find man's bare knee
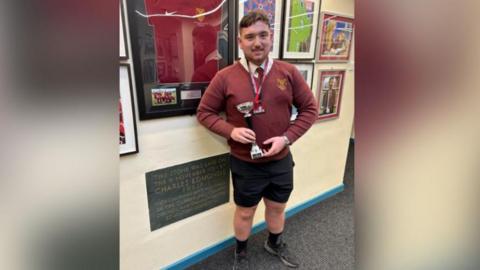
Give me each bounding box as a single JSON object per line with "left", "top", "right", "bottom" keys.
{"left": 264, "top": 199, "right": 286, "bottom": 215}
{"left": 236, "top": 206, "right": 257, "bottom": 220}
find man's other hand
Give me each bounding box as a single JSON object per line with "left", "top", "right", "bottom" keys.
{"left": 261, "top": 136, "right": 287, "bottom": 157}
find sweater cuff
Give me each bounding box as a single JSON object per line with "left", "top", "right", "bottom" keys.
{"left": 283, "top": 132, "right": 295, "bottom": 145}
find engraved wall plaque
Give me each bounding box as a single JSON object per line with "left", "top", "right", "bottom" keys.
{"left": 146, "top": 154, "right": 230, "bottom": 231}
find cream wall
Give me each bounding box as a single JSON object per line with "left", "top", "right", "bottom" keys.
{"left": 120, "top": 0, "right": 354, "bottom": 269}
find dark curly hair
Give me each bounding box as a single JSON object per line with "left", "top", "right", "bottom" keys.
{"left": 239, "top": 9, "right": 270, "bottom": 34}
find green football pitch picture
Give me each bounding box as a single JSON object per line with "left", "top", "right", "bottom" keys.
{"left": 287, "top": 0, "right": 314, "bottom": 52}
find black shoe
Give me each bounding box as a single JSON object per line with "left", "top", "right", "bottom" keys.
{"left": 264, "top": 240, "right": 299, "bottom": 268}
{"left": 233, "top": 251, "right": 249, "bottom": 270}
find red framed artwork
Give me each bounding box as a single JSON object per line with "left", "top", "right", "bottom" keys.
{"left": 316, "top": 70, "right": 345, "bottom": 121}
{"left": 318, "top": 13, "right": 354, "bottom": 62}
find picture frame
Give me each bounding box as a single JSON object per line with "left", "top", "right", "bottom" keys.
{"left": 119, "top": 64, "right": 139, "bottom": 155}
{"left": 126, "top": 0, "right": 235, "bottom": 119}
{"left": 236, "top": 0, "right": 284, "bottom": 59}
{"left": 290, "top": 62, "right": 314, "bottom": 121}
{"left": 293, "top": 63, "right": 314, "bottom": 87}
{"left": 282, "top": 0, "right": 320, "bottom": 59}
{"left": 120, "top": 2, "right": 129, "bottom": 60}
{"left": 317, "top": 12, "right": 354, "bottom": 62}
{"left": 316, "top": 69, "right": 345, "bottom": 121}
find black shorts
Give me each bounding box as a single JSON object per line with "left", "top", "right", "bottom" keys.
{"left": 230, "top": 153, "right": 295, "bottom": 207}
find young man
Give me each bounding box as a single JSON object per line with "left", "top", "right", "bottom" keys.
{"left": 197, "top": 10, "right": 318, "bottom": 269}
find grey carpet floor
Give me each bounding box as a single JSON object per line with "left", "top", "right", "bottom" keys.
{"left": 187, "top": 142, "right": 354, "bottom": 270}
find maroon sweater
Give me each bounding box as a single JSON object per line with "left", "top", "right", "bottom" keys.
{"left": 197, "top": 60, "right": 318, "bottom": 162}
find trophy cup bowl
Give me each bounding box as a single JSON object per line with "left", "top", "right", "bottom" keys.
{"left": 236, "top": 101, "right": 253, "bottom": 116}
{"left": 236, "top": 101, "right": 263, "bottom": 160}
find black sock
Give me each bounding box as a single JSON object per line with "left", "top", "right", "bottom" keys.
{"left": 268, "top": 231, "right": 282, "bottom": 247}
{"left": 235, "top": 238, "right": 248, "bottom": 254}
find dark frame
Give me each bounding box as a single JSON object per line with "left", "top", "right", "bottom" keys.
{"left": 126, "top": 0, "right": 235, "bottom": 120}
{"left": 290, "top": 62, "right": 314, "bottom": 122}
{"left": 281, "top": 0, "right": 321, "bottom": 60}
{"left": 236, "top": 0, "right": 284, "bottom": 60}
{"left": 292, "top": 62, "right": 314, "bottom": 88}
{"left": 119, "top": 63, "right": 139, "bottom": 155}
{"left": 120, "top": 2, "right": 129, "bottom": 60}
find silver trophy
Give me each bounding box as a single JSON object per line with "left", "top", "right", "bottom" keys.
{"left": 236, "top": 101, "right": 263, "bottom": 160}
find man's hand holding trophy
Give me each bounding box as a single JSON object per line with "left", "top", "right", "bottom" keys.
{"left": 235, "top": 101, "right": 264, "bottom": 160}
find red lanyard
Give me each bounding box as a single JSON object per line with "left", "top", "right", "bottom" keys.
{"left": 248, "top": 59, "right": 268, "bottom": 105}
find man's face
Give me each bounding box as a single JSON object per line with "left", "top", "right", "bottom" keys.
{"left": 238, "top": 21, "right": 272, "bottom": 65}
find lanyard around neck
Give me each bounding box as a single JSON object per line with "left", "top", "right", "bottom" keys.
{"left": 247, "top": 58, "right": 268, "bottom": 104}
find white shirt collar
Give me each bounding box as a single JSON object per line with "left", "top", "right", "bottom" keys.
{"left": 248, "top": 60, "right": 266, "bottom": 72}
{"left": 239, "top": 56, "right": 273, "bottom": 77}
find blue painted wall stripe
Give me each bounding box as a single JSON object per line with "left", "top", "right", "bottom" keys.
{"left": 163, "top": 183, "right": 344, "bottom": 270}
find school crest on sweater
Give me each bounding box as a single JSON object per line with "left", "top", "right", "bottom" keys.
{"left": 277, "top": 78, "right": 287, "bottom": 91}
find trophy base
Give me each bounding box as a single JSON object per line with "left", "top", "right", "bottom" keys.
{"left": 251, "top": 152, "right": 263, "bottom": 160}
{"left": 250, "top": 144, "right": 263, "bottom": 160}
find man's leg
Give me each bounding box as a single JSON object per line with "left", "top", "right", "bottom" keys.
{"left": 229, "top": 154, "right": 267, "bottom": 269}
{"left": 234, "top": 205, "right": 257, "bottom": 241}
{"left": 263, "top": 198, "right": 299, "bottom": 268}
{"left": 264, "top": 198, "right": 286, "bottom": 234}
{"left": 264, "top": 198, "right": 287, "bottom": 250}
{"left": 232, "top": 205, "right": 257, "bottom": 270}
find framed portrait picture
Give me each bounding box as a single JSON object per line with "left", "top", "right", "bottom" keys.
{"left": 290, "top": 63, "right": 314, "bottom": 121}
{"left": 282, "top": 0, "right": 320, "bottom": 59}
{"left": 318, "top": 13, "right": 354, "bottom": 61}
{"left": 316, "top": 69, "right": 345, "bottom": 121}
{"left": 126, "top": 0, "right": 235, "bottom": 119}
{"left": 119, "top": 64, "right": 139, "bottom": 155}
{"left": 120, "top": 2, "right": 129, "bottom": 60}
{"left": 237, "top": 0, "right": 284, "bottom": 59}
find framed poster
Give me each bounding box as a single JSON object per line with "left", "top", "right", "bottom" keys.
{"left": 236, "top": 0, "right": 283, "bottom": 59}
{"left": 120, "top": 2, "right": 129, "bottom": 60}
{"left": 318, "top": 13, "right": 354, "bottom": 61}
{"left": 119, "top": 64, "right": 139, "bottom": 155}
{"left": 126, "top": 0, "right": 235, "bottom": 119}
{"left": 282, "top": 0, "right": 320, "bottom": 59}
{"left": 317, "top": 69, "right": 345, "bottom": 121}
{"left": 290, "top": 63, "right": 313, "bottom": 121}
